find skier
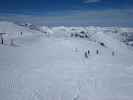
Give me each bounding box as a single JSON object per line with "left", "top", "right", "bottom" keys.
{"left": 1, "top": 37, "right": 3, "bottom": 45}
{"left": 96, "top": 49, "right": 99, "bottom": 55}
{"left": 0, "top": 35, "right": 4, "bottom": 45}
{"left": 112, "top": 51, "right": 115, "bottom": 56}
{"left": 88, "top": 50, "right": 90, "bottom": 55}
{"left": 84, "top": 52, "right": 88, "bottom": 58}
{"left": 20, "top": 32, "right": 23, "bottom": 36}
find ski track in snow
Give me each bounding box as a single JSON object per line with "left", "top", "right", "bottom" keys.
{"left": 0, "top": 21, "right": 133, "bottom": 100}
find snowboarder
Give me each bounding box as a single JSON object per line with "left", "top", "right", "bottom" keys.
{"left": 84, "top": 52, "right": 88, "bottom": 58}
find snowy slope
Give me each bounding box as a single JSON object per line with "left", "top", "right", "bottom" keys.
{"left": 39, "top": 25, "right": 133, "bottom": 47}
{"left": 0, "top": 21, "right": 43, "bottom": 38}
{"left": 0, "top": 21, "right": 133, "bottom": 100}
{"left": 0, "top": 21, "right": 43, "bottom": 46}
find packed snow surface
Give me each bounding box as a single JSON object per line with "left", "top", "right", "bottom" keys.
{"left": 0, "top": 21, "right": 133, "bottom": 100}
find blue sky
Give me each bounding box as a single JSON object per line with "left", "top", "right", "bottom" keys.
{"left": 0, "top": 0, "right": 133, "bottom": 26}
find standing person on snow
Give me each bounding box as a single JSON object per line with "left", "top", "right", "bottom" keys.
{"left": 88, "top": 50, "right": 90, "bottom": 55}
{"left": 96, "top": 49, "right": 99, "bottom": 55}
{"left": 84, "top": 52, "right": 88, "bottom": 58}
{"left": 112, "top": 51, "right": 115, "bottom": 56}
{"left": 84, "top": 49, "right": 90, "bottom": 59}
{"left": 20, "top": 32, "right": 23, "bottom": 36}
{"left": 1, "top": 36, "right": 4, "bottom": 45}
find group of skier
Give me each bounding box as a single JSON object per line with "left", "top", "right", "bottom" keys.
{"left": 84, "top": 49, "right": 115, "bottom": 58}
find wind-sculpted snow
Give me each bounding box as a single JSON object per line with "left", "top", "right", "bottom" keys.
{"left": 0, "top": 21, "right": 133, "bottom": 100}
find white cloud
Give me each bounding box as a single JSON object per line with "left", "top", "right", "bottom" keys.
{"left": 83, "top": 0, "right": 101, "bottom": 3}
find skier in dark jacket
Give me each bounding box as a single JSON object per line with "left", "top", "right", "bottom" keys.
{"left": 96, "top": 49, "right": 99, "bottom": 55}
{"left": 112, "top": 51, "right": 115, "bottom": 56}
{"left": 84, "top": 52, "right": 88, "bottom": 58}
{"left": 20, "top": 32, "right": 23, "bottom": 36}
{"left": 88, "top": 50, "right": 90, "bottom": 55}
